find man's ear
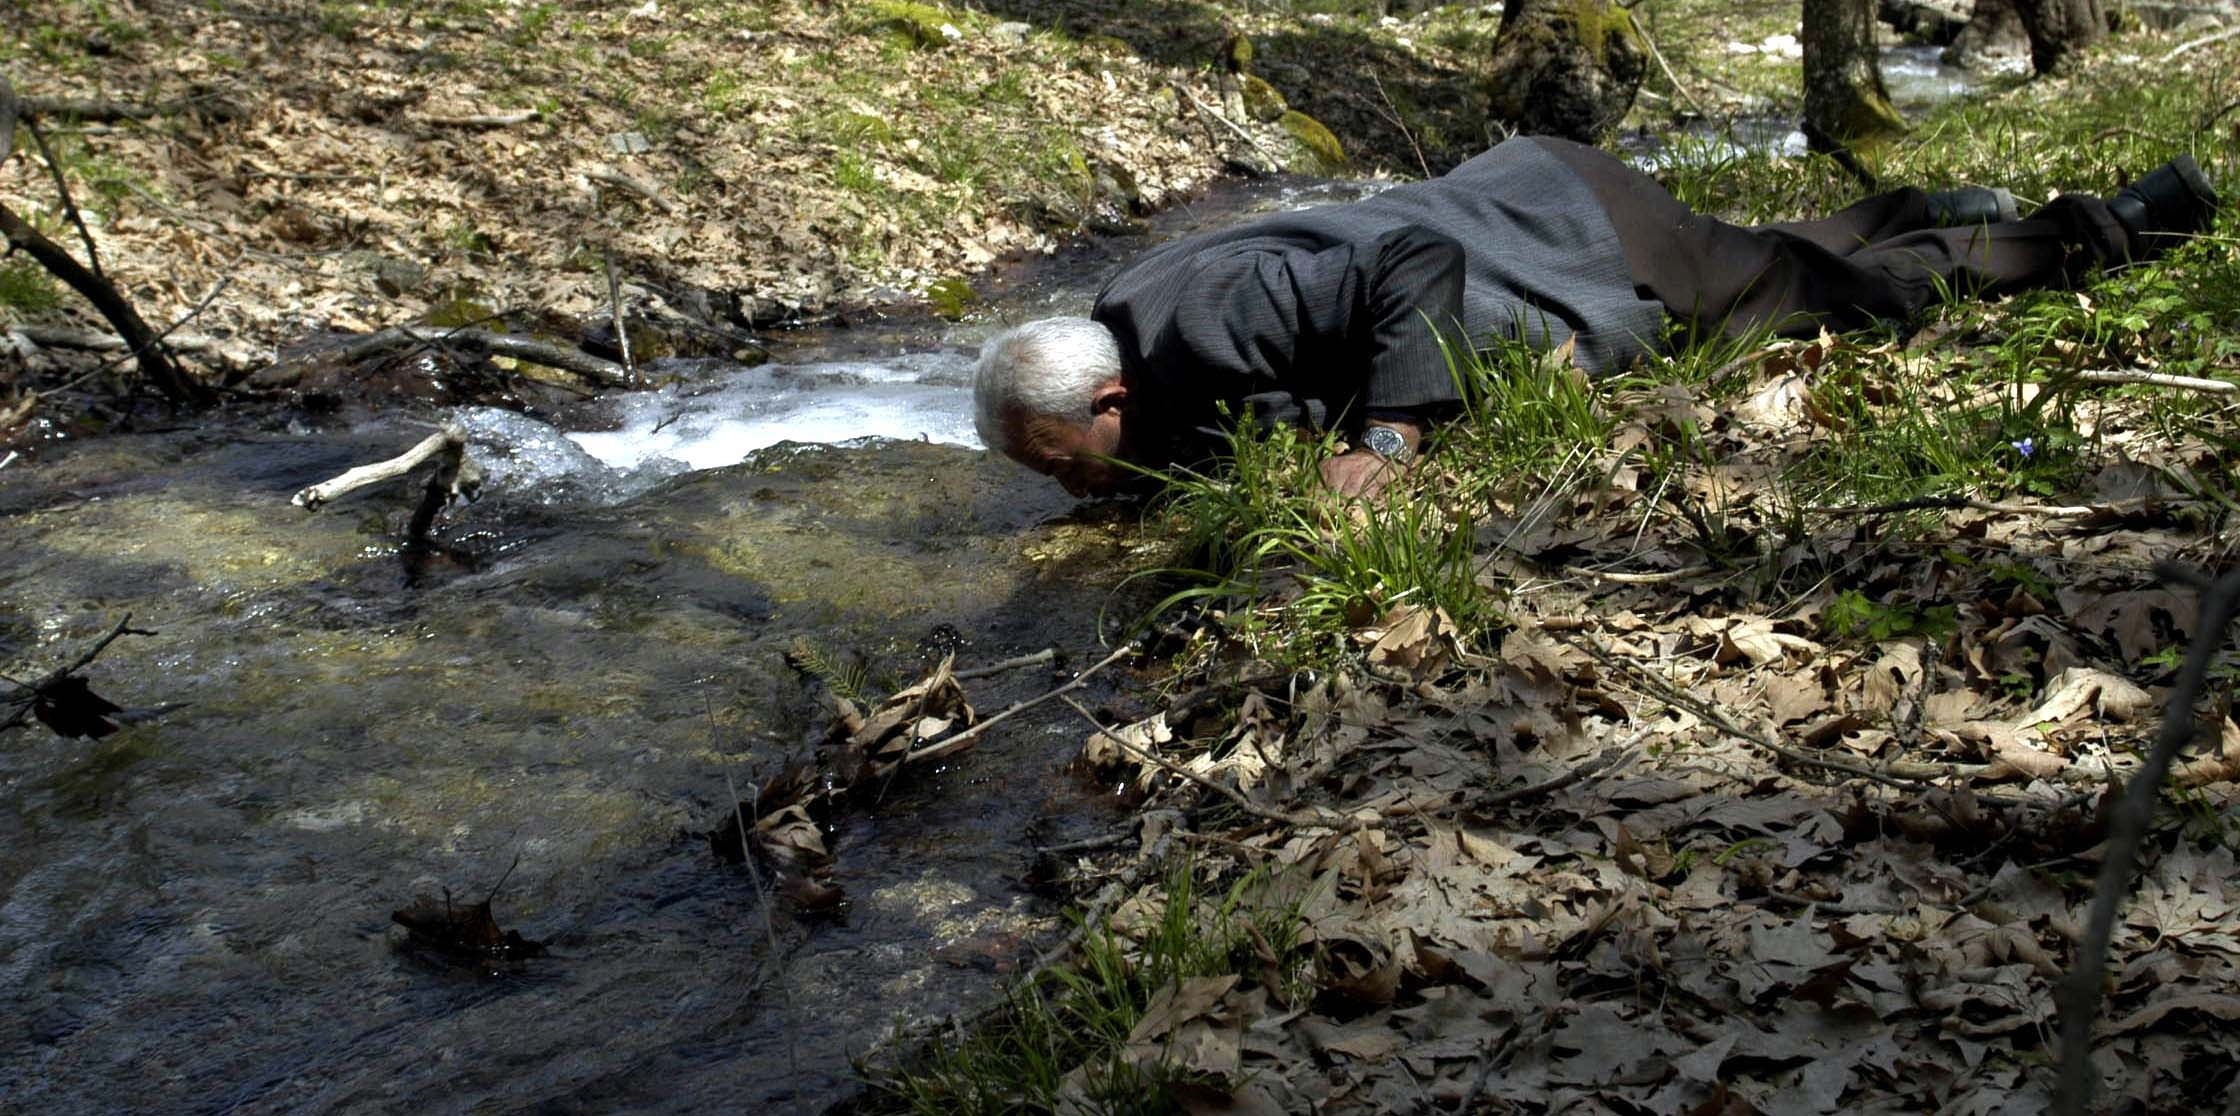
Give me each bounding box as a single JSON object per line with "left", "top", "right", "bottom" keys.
{"left": 1089, "top": 377, "right": 1128, "bottom": 416}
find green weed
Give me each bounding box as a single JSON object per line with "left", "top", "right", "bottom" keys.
{"left": 876, "top": 862, "right": 1310, "bottom": 1115}
{"left": 0, "top": 257, "right": 64, "bottom": 317}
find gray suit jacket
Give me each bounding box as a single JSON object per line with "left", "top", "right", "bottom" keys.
{"left": 1092, "top": 136, "right": 1661, "bottom": 462}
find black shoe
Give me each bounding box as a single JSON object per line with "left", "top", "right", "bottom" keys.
{"left": 1926, "top": 185, "right": 2019, "bottom": 227}
{"left": 2109, "top": 154, "right": 2220, "bottom": 257}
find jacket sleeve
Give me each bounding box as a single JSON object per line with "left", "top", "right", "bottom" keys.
{"left": 1354, "top": 224, "right": 1468, "bottom": 412}
{"left": 1156, "top": 224, "right": 1469, "bottom": 421}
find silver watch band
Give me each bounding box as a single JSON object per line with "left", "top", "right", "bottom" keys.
{"left": 1361, "top": 424, "right": 1413, "bottom": 463}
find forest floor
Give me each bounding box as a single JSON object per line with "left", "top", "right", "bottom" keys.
{"left": 4, "top": 0, "right": 1846, "bottom": 397}
{"left": 851, "top": 22, "right": 2240, "bottom": 1116}
{"left": 7, "top": 3, "right": 2240, "bottom": 1115}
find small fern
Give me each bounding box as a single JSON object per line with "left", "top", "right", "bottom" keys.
{"left": 783, "top": 638, "right": 872, "bottom": 704}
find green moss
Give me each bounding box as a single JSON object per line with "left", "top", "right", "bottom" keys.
{"left": 1838, "top": 89, "right": 1910, "bottom": 148}
{"left": 862, "top": 0, "right": 968, "bottom": 49}
{"left": 1225, "top": 32, "right": 1254, "bottom": 70}
{"left": 1279, "top": 110, "right": 1346, "bottom": 172}
{"left": 924, "top": 276, "right": 978, "bottom": 319}
{"left": 1241, "top": 73, "right": 1287, "bottom": 122}
{"left": 426, "top": 296, "right": 499, "bottom": 328}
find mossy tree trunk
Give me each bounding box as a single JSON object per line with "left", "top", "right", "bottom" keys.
{"left": 2013, "top": 0, "right": 2106, "bottom": 73}
{"left": 1801, "top": 0, "right": 1908, "bottom": 152}
{"left": 1484, "top": 0, "right": 1645, "bottom": 144}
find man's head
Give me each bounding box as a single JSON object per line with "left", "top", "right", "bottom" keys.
{"left": 973, "top": 317, "right": 1133, "bottom": 496}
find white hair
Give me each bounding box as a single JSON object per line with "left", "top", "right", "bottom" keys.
{"left": 972, "top": 317, "right": 1122, "bottom": 457}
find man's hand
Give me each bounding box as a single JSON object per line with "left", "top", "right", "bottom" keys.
{"left": 1320, "top": 416, "right": 1425, "bottom": 499}
{"left": 1321, "top": 447, "right": 1404, "bottom": 499}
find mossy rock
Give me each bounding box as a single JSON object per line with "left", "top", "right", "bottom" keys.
{"left": 1079, "top": 33, "right": 1133, "bottom": 58}
{"left": 1242, "top": 74, "right": 1288, "bottom": 123}
{"left": 865, "top": 0, "right": 964, "bottom": 49}
{"left": 1224, "top": 32, "right": 1254, "bottom": 71}
{"left": 1280, "top": 110, "right": 1347, "bottom": 173}
{"left": 425, "top": 296, "right": 499, "bottom": 329}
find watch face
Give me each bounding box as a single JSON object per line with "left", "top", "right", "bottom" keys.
{"left": 1364, "top": 426, "right": 1410, "bottom": 460}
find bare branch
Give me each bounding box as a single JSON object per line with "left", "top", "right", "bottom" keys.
{"left": 420, "top": 110, "right": 540, "bottom": 128}
{"left": 24, "top": 116, "right": 105, "bottom": 280}
{"left": 293, "top": 425, "right": 477, "bottom": 510}
{"left": 333, "top": 326, "right": 630, "bottom": 388}
{"left": 0, "top": 198, "right": 209, "bottom": 404}
{"left": 2074, "top": 368, "right": 2238, "bottom": 393}
{"left": 2054, "top": 563, "right": 2240, "bottom": 1116}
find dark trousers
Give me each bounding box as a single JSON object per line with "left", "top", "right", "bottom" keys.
{"left": 1536, "top": 138, "right": 2137, "bottom": 339}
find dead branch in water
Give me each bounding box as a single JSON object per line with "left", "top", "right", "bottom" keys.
{"left": 1, "top": 615, "right": 161, "bottom": 737}
{"left": 333, "top": 326, "right": 630, "bottom": 389}
{"left": 292, "top": 424, "right": 481, "bottom": 512}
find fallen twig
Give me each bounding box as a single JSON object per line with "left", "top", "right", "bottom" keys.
{"left": 1632, "top": 12, "right": 1711, "bottom": 119}
{"left": 1170, "top": 79, "right": 1283, "bottom": 171}
{"left": 1063, "top": 696, "right": 1324, "bottom": 829}
{"left": 2074, "top": 368, "right": 2238, "bottom": 393}
{"left": 17, "top": 93, "right": 242, "bottom": 124}
{"left": 1470, "top": 739, "right": 1641, "bottom": 809}
{"left": 421, "top": 110, "right": 540, "bottom": 127}
{"left": 2054, "top": 562, "right": 2240, "bottom": 1116}
{"left": 333, "top": 326, "right": 629, "bottom": 388}
{"left": 954, "top": 648, "right": 1057, "bottom": 681}
{"left": 1, "top": 615, "right": 155, "bottom": 734}
{"left": 1558, "top": 632, "right": 1987, "bottom": 789}
{"left": 1366, "top": 71, "right": 1431, "bottom": 179}
{"left": 2163, "top": 23, "right": 2240, "bottom": 60}
{"left": 584, "top": 166, "right": 675, "bottom": 214}
{"left": 292, "top": 424, "right": 479, "bottom": 511}
{"left": 1807, "top": 494, "right": 2142, "bottom": 518}
{"left": 1562, "top": 563, "right": 1716, "bottom": 584}
{"left": 603, "top": 248, "right": 637, "bottom": 387}
{"left": 897, "top": 645, "right": 1134, "bottom": 765}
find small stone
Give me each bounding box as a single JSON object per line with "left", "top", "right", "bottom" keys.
{"left": 989, "top": 20, "right": 1031, "bottom": 44}
{"left": 369, "top": 257, "right": 427, "bottom": 298}
{"left": 605, "top": 131, "right": 653, "bottom": 155}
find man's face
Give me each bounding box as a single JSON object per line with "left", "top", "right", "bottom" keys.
{"left": 1010, "top": 411, "right": 1130, "bottom": 498}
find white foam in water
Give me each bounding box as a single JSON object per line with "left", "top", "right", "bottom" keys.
{"left": 438, "top": 350, "right": 981, "bottom": 505}
{"left": 568, "top": 349, "right": 982, "bottom": 471}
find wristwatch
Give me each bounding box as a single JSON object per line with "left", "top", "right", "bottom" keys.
{"left": 1360, "top": 424, "right": 1414, "bottom": 464}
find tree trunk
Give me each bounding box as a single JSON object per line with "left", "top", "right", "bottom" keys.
{"left": 1802, "top": 0, "right": 1909, "bottom": 152}
{"left": 2012, "top": 0, "right": 2106, "bottom": 73}
{"left": 1484, "top": 0, "right": 1645, "bottom": 144}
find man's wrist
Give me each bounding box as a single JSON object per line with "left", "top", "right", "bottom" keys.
{"left": 1360, "top": 412, "right": 1427, "bottom": 461}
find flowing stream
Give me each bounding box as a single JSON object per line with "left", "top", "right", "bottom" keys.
{"left": 2, "top": 61, "right": 1981, "bottom": 1113}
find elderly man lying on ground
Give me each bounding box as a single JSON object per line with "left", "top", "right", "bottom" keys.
{"left": 973, "top": 136, "right": 2220, "bottom": 500}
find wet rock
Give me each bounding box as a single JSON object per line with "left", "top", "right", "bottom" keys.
{"left": 369, "top": 256, "right": 428, "bottom": 298}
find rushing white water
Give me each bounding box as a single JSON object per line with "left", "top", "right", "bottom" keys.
{"left": 564, "top": 351, "right": 976, "bottom": 468}
{"left": 445, "top": 350, "right": 985, "bottom": 503}
{"left": 566, "top": 350, "right": 982, "bottom": 469}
